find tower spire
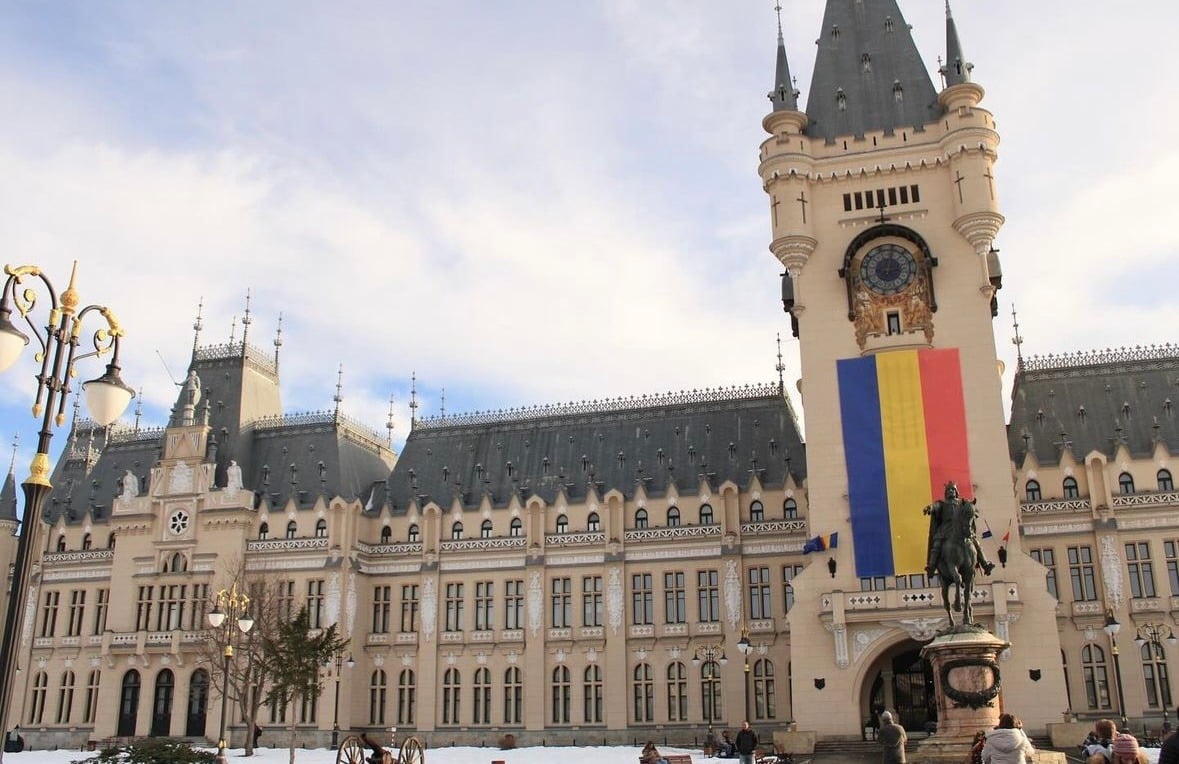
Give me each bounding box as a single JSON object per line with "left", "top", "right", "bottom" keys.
{"left": 409, "top": 372, "right": 419, "bottom": 428}
{"left": 775, "top": 333, "right": 786, "bottom": 395}
{"left": 333, "top": 364, "right": 344, "bottom": 419}
{"left": 192, "top": 297, "right": 204, "bottom": 355}
{"left": 133, "top": 388, "right": 144, "bottom": 433}
{"left": 8, "top": 434, "right": 18, "bottom": 475}
{"left": 386, "top": 393, "right": 396, "bottom": 449}
{"left": 440, "top": 388, "right": 446, "bottom": 420}
{"left": 940, "top": 1, "right": 973, "bottom": 87}
{"left": 240, "top": 289, "right": 253, "bottom": 357}
{"left": 273, "top": 312, "right": 284, "bottom": 371}
{"left": 768, "top": 2, "right": 799, "bottom": 111}
{"left": 1011, "top": 305, "right": 1025, "bottom": 369}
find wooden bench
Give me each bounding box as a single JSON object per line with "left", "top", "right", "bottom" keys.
{"left": 639, "top": 754, "right": 693, "bottom": 764}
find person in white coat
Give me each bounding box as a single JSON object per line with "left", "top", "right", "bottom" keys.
{"left": 982, "top": 713, "right": 1034, "bottom": 764}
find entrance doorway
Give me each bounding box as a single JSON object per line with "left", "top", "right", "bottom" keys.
{"left": 864, "top": 642, "right": 936, "bottom": 733}
{"left": 117, "top": 670, "right": 141, "bottom": 737}
{"left": 186, "top": 669, "right": 210, "bottom": 737}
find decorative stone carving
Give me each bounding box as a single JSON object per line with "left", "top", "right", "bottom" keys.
{"left": 168, "top": 462, "right": 194, "bottom": 494}
{"left": 1099, "top": 536, "right": 1123, "bottom": 611}
{"left": 724, "top": 559, "right": 743, "bottom": 630}
{"left": 527, "top": 570, "right": 543, "bottom": 637}
{"left": 420, "top": 578, "right": 437, "bottom": 642}
{"left": 607, "top": 568, "right": 623, "bottom": 635}
{"left": 326, "top": 572, "right": 342, "bottom": 627}
{"left": 852, "top": 628, "right": 888, "bottom": 665}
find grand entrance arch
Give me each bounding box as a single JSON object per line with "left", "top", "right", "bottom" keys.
{"left": 861, "top": 638, "right": 936, "bottom": 733}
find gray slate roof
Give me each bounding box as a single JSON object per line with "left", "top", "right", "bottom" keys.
{"left": 1008, "top": 346, "right": 1179, "bottom": 466}
{"left": 385, "top": 384, "right": 805, "bottom": 513}
{"left": 46, "top": 342, "right": 394, "bottom": 523}
{"left": 0, "top": 469, "right": 16, "bottom": 522}
{"left": 803, "top": 0, "right": 942, "bottom": 142}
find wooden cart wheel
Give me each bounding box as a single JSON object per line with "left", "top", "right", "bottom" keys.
{"left": 337, "top": 735, "right": 368, "bottom": 764}
{"left": 397, "top": 735, "right": 425, "bottom": 764}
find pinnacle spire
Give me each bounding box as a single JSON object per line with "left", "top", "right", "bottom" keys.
{"left": 940, "top": 1, "right": 973, "bottom": 87}
{"left": 0, "top": 437, "right": 16, "bottom": 522}
{"left": 768, "top": 2, "right": 799, "bottom": 111}
{"left": 192, "top": 297, "right": 204, "bottom": 355}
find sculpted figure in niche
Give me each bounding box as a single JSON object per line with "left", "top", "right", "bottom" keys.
{"left": 120, "top": 470, "right": 139, "bottom": 498}
{"left": 226, "top": 460, "right": 243, "bottom": 492}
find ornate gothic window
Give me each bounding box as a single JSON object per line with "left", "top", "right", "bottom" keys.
{"left": 1063, "top": 477, "right": 1079, "bottom": 499}
{"left": 552, "top": 666, "right": 570, "bottom": 724}
{"left": 635, "top": 509, "right": 648, "bottom": 529}
{"left": 509, "top": 518, "right": 522, "bottom": 537}
{"left": 556, "top": 515, "right": 569, "bottom": 534}
{"left": 315, "top": 519, "right": 327, "bottom": 538}
{"left": 633, "top": 663, "right": 654, "bottom": 723}
{"left": 583, "top": 665, "right": 603, "bottom": 724}
{"left": 397, "top": 669, "right": 416, "bottom": 725}
{"left": 380, "top": 526, "right": 391, "bottom": 543}
{"left": 408, "top": 524, "right": 420, "bottom": 543}
{"left": 699, "top": 504, "right": 714, "bottom": 525}
{"left": 1025, "top": 480, "right": 1041, "bottom": 502}
{"left": 481, "top": 519, "right": 493, "bottom": 539}
{"left": 285, "top": 521, "right": 297, "bottom": 539}
{"left": 750, "top": 501, "right": 764, "bottom": 522}
{"left": 369, "top": 670, "right": 387, "bottom": 726}
{"left": 667, "top": 507, "right": 681, "bottom": 527}
{"left": 784, "top": 498, "right": 798, "bottom": 518}
{"left": 258, "top": 522, "right": 269, "bottom": 540}
{"left": 1159, "top": 469, "right": 1174, "bottom": 492}
{"left": 1119, "top": 472, "right": 1135, "bottom": 495}
{"left": 754, "top": 659, "right": 776, "bottom": 720}
{"left": 1081, "top": 644, "right": 1111, "bottom": 710}
{"left": 451, "top": 521, "right": 464, "bottom": 540}
{"left": 587, "top": 512, "right": 601, "bottom": 532}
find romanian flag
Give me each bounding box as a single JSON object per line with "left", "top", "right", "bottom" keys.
{"left": 837, "top": 348, "right": 972, "bottom": 577}
{"left": 802, "top": 532, "right": 839, "bottom": 554}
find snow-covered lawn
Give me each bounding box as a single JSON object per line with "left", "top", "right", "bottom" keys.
{"left": 3, "top": 744, "right": 699, "bottom": 764}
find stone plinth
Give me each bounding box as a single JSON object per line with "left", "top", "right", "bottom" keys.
{"left": 914, "top": 629, "right": 1007, "bottom": 763}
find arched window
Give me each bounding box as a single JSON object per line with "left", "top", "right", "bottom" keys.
{"left": 1159, "top": 469, "right": 1175, "bottom": 492}
{"left": 380, "top": 526, "right": 392, "bottom": 543}
{"left": 117, "top": 670, "right": 140, "bottom": 736}
{"left": 583, "top": 665, "right": 603, "bottom": 723}
{"left": 667, "top": 507, "right": 681, "bottom": 527}
{"left": 503, "top": 667, "right": 522, "bottom": 725}
{"left": 753, "top": 659, "right": 776, "bottom": 720}
{"left": 700, "top": 659, "right": 722, "bottom": 724}
{"left": 56, "top": 669, "right": 75, "bottom": 724}
{"left": 551, "top": 666, "right": 570, "bottom": 724}
{"left": 168, "top": 553, "right": 186, "bottom": 573}
{"left": 369, "top": 669, "right": 387, "bottom": 726}
{"left": 315, "top": 519, "right": 327, "bottom": 538}
{"left": 1081, "top": 644, "right": 1111, "bottom": 710}
{"left": 408, "top": 524, "right": 420, "bottom": 543}
{"left": 396, "top": 669, "right": 416, "bottom": 725}
{"left": 667, "top": 661, "right": 687, "bottom": 721}
{"left": 556, "top": 515, "right": 569, "bottom": 534}
{"left": 1119, "top": 472, "right": 1136, "bottom": 495}
{"left": 1063, "top": 477, "right": 1079, "bottom": 499}
{"left": 83, "top": 669, "right": 101, "bottom": 724}
{"left": 1141, "top": 640, "right": 1173, "bottom": 710}
{"left": 151, "top": 669, "right": 175, "bottom": 737}
{"left": 1025, "top": 479, "right": 1041, "bottom": 502}
{"left": 481, "top": 519, "right": 493, "bottom": 539}
{"left": 633, "top": 663, "right": 654, "bottom": 723}
{"left": 285, "top": 521, "right": 298, "bottom": 539}
{"left": 442, "top": 668, "right": 461, "bottom": 724}
{"left": 509, "top": 518, "right": 522, "bottom": 538}
{"left": 473, "top": 667, "right": 491, "bottom": 724}
{"left": 699, "top": 503, "right": 714, "bottom": 525}
{"left": 750, "top": 501, "right": 764, "bottom": 522}
{"left": 56, "top": 535, "right": 66, "bottom": 552}
{"left": 783, "top": 498, "right": 798, "bottom": 519}
{"left": 81, "top": 533, "right": 92, "bottom": 550}
{"left": 29, "top": 671, "right": 48, "bottom": 725}
{"left": 635, "top": 509, "right": 648, "bottom": 529}
{"left": 451, "top": 521, "right": 464, "bottom": 540}
{"left": 587, "top": 512, "right": 600, "bottom": 532}
{"left": 258, "top": 522, "right": 269, "bottom": 540}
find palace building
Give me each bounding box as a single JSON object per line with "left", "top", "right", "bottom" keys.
{"left": 3, "top": 0, "right": 1176, "bottom": 750}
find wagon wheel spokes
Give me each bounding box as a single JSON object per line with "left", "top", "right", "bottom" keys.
{"left": 338, "top": 735, "right": 367, "bottom": 764}
{"left": 398, "top": 736, "right": 425, "bottom": 764}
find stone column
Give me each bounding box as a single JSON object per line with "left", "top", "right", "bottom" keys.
{"left": 915, "top": 630, "right": 1006, "bottom": 763}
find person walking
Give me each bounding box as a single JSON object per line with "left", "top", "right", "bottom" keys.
{"left": 1159, "top": 714, "right": 1179, "bottom": 764}
{"left": 878, "top": 711, "right": 906, "bottom": 764}
{"left": 981, "top": 713, "right": 1034, "bottom": 764}
{"left": 734, "top": 720, "right": 759, "bottom": 764}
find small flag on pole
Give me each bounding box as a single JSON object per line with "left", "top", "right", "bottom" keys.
{"left": 1001, "top": 519, "right": 1012, "bottom": 545}
{"left": 981, "top": 519, "right": 994, "bottom": 539}
{"left": 803, "top": 533, "right": 839, "bottom": 554}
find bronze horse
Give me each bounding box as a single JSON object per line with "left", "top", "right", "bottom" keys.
{"left": 933, "top": 499, "right": 979, "bottom": 627}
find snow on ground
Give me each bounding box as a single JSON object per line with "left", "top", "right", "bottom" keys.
{"left": 3, "top": 744, "right": 696, "bottom": 764}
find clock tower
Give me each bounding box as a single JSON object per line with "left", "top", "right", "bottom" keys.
{"left": 760, "top": 1, "right": 1066, "bottom": 734}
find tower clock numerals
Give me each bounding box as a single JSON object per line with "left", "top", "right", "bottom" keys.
{"left": 859, "top": 243, "right": 917, "bottom": 295}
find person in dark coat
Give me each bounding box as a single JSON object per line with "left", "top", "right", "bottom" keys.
{"left": 734, "top": 721, "right": 759, "bottom": 764}
{"left": 719, "top": 731, "right": 736, "bottom": 758}
{"left": 1159, "top": 718, "right": 1179, "bottom": 764}
{"left": 878, "top": 711, "right": 906, "bottom": 764}
{"left": 3, "top": 727, "right": 24, "bottom": 753}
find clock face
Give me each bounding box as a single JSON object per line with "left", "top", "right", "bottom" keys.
{"left": 859, "top": 243, "right": 917, "bottom": 295}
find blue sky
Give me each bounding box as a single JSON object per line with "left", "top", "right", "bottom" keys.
{"left": 0, "top": 1, "right": 1176, "bottom": 483}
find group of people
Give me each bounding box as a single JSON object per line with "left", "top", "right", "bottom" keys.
{"left": 641, "top": 720, "right": 759, "bottom": 764}
{"left": 877, "top": 710, "right": 1035, "bottom": 764}
{"left": 1079, "top": 716, "right": 1179, "bottom": 764}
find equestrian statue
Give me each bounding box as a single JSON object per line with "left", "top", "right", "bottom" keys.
{"left": 923, "top": 482, "right": 995, "bottom": 629}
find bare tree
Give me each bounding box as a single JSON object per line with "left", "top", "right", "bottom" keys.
{"left": 198, "top": 558, "right": 289, "bottom": 756}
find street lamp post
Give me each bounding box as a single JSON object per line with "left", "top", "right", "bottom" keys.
{"left": 691, "top": 643, "right": 729, "bottom": 752}
{"left": 0, "top": 262, "right": 133, "bottom": 764}
{"left": 325, "top": 652, "right": 355, "bottom": 748}
{"left": 208, "top": 586, "right": 255, "bottom": 764}
{"left": 737, "top": 628, "right": 754, "bottom": 723}
{"left": 1134, "top": 622, "right": 1177, "bottom": 730}
{"left": 1104, "top": 611, "right": 1129, "bottom": 731}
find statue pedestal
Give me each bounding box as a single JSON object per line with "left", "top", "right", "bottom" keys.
{"left": 913, "top": 629, "right": 1007, "bottom": 763}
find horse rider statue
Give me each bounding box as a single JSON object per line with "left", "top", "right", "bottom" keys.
{"left": 924, "top": 481, "right": 995, "bottom": 578}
